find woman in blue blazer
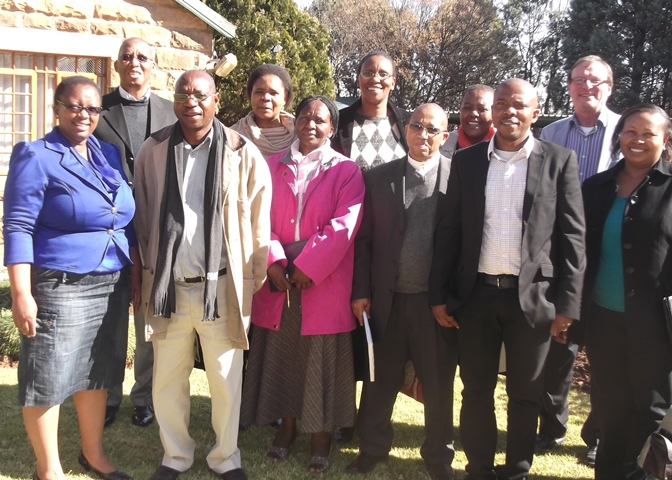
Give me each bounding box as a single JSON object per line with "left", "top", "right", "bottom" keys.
{"left": 3, "top": 76, "right": 139, "bottom": 480}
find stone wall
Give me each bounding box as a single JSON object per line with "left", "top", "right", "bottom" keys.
{"left": 0, "top": 0, "right": 216, "bottom": 97}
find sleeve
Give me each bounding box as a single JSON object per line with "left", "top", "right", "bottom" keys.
{"left": 133, "top": 139, "right": 152, "bottom": 265}
{"left": 553, "top": 149, "right": 587, "bottom": 319}
{"left": 351, "top": 171, "right": 374, "bottom": 300}
{"left": 3, "top": 142, "right": 48, "bottom": 265}
{"left": 428, "top": 154, "right": 464, "bottom": 308}
{"left": 293, "top": 162, "right": 365, "bottom": 286}
{"left": 246, "top": 145, "right": 273, "bottom": 293}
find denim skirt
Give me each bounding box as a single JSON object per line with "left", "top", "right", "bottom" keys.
{"left": 18, "top": 266, "right": 130, "bottom": 407}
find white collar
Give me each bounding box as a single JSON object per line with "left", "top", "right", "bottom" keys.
{"left": 118, "top": 85, "right": 150, "bottom": 102}
{"left": 487, "top": 133, "right": 536, "bottom": 162}
{"left": 407, "top": 152, "right": 440, "bottom": 175}
{"left": 290, "top": 139, "right": 333, "bottom": 165}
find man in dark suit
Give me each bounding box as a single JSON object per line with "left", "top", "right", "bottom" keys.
{"left": 347, "top": 104, "right": 457, "bottom": 480}
{"left": 429, "top": 79, "right": 586, "bottom": 480}
{"left": 94, "top": 37, "right": 177, "bottom": 428}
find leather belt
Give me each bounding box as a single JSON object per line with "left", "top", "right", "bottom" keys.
{"left": 477, "top": 273, "right": 518, "bottom": 289}
{"left": 183, "top": 267, "right": 227, "bottom": 283}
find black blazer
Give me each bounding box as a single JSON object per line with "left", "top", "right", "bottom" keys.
{"left": 581, "top": 158, "right": 672, "bottom": 343}
{"left": 429, "top": 139, "right": 586, "bottom": 326}
{"left": 94, "top": 89, "right": 177, "bottom": 183}
{"left": 332, "top": 98, "right": 411, "bottom": 158}
{"left": 352, "top": 155, "right": 451, "bottom": 342}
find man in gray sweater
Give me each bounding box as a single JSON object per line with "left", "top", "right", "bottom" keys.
{"left": 347, "top": 104, "right": 457, "bottom": 480}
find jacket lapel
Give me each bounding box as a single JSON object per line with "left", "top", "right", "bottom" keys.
{"left": 523, "top": 140, "right": 544, "bottom": 223}
{"left": 390, "top": 157, "right": 407, "bottom": 219}
{"left": 470, "top": 143, "right": 490, "bottom": 224}
{"left": 150, "top": 95, "right": 169, "bottom": 132}
{"left": 54, "top": 144, "right": 113, "bottom": 203}
{"left": 102, "top": 103, "right": 132, "bottom": 154}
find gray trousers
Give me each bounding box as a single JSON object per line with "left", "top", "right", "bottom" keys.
{"left": 108, "top": 307, "right": 154, "bottom": 407}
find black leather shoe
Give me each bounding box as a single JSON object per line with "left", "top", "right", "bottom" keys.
{"left": 345, "top": 451, "right": 389, "bottom": 474}
{"left": 220, "top": 468, "right": 248, "bottom": 480}
{"left": 534, "top": 433, "right": 565, "bottom": 453}
{"left": 148, "top": 466, "right": 181, "bottom": 480}
{"left": 426, "top": 462, "right": 455, "bottom": 480}
{"left": 334, "top": 426, "right": 354, "bottom": 443}
{"left": 78, "top": 451, "right": 133, "bottom": 480}
{"left": 131, "top": 405, "right": 154, "bottom": 427}
{"left": 104, "top": 405, "right": 119, "bottom": 428}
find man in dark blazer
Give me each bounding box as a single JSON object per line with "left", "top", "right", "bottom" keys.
{"left": 429, "top": 79, "right": 586, "bottom": 480}
{"left": 94, "top": 37, "right": 177, "bottom": 428}
{"left": 347, "top": 104, "right": 457, "bottom": 480}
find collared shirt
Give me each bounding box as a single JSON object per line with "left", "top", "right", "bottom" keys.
{"left": 478, "top": 134, "right": 535, "bottom": 275}
{"left": 565, "top": 109, "right": 608, "bottom": 183}
{"left": 118, "top": 85, "right": 150, "bottom": 102}
{"left": 408, "top": 151, "right": 440, "bottom": 179}
{"left": 289, "top": 139, "right": 333, "bottom": 241}
{"left": 174, "top": 128, "right": 227, "bottom": 280}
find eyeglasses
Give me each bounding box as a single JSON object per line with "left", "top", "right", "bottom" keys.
{"left": 120, "top": 53, "right": 151, "bottom": 63}
{"left": 173, "top": 93, "right": 213, "bottom": 103}
{"left": 408, "top": 122, "right": 445, "bottom": 137}
{"left": 55, "top": 100, "right": 102, "bottom": 115}
{"left": 360, "top": 70, "right": 393, "bottom": 80}
{"left": 571, "top": 77, "right": 609, "bottom": 87}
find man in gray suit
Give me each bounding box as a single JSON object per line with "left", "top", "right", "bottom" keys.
{"left": 94, "top": 37, "right": 177, "bottom": 427}
{"left": 347, "top": 104, "right": 457, "bottom": 480}
{"left": 536, "top": 55, "right": 619, "bottom": 464}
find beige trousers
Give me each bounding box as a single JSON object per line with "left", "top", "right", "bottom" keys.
{"left": 152, "top": 279, "right": 243, "bottom": 474}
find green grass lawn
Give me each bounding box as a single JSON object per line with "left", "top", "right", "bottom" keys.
{"left": 0, "top": 366, "right": 594, "bottom": 480}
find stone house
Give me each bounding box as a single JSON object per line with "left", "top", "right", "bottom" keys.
{"left": 0, "top": 0, "right": 235, "bottom": 172}
{"left": 0, "top": 0, "right": 235, "bottom": 248}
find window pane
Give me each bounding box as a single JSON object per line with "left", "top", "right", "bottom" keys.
{"left": 46, "top": 56, "right": 54, "bottom": 70}
{"left": 77, "top": 58, "right": 96, "bottom": 73}
{"left": 0, "top": 53, "right": 11, "bottom": 68}
{"left": 58, "top": 56, "right": 76, "bottom": 72}
{"left": 14, "top": 76, "right": 31, "bottom": 94}
{"left": 15, "top": 114, "right": 30, "bottom": 133}
{"left": 36, "top": 55, "right": 44, "bottom": 70}
{"left": 37, "top": 73, "right": 45, "bottom": 138}
{"left": 15, "top": 54, "right": 33, "bottom": 69}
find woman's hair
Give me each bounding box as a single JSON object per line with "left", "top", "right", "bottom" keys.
{"left": 246, "top": 63, "right": 294, "bottom": 108}
{"left": 54, "top": 76, "right": 100, "bottom": 104}
{"left": 611, "top": 103, "right": 672, "bottom": 162}
{"left": 294, "top": 95, "right": 339, "bottom": 132}
{"left": 356, "top": 50, "right": 397, "bottom": 77}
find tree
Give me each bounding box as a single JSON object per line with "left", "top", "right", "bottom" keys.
{"left": 311, "top": 0, "right": 517, "bottom": 112}
{"left": 501, "top": 0, "right": 570, "bottom": 113}
{"left": 564, "top": 0, "right": 672, "bottom": 111}
{"left": 206, "top": 0, "right": 335, "bottom": 125}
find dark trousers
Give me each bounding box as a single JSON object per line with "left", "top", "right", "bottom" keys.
{"left": 587, "top": 302, "right": 672, "bottom": 480}
{"left": 357, "top": 292, "right": 458, "bottom": 464}
{"left": 540, "top": 339, "right": 600, "bottom": 446}
{"left": 456, "top": 283, "right": 551, "bottom": 480}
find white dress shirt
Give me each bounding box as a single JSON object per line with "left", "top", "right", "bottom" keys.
{"left": 478, "top": 135, "right": 536, "bottom": 276}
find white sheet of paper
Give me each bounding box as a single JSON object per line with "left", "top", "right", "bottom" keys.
{"left": 363, "top": 311, "right": 375, "bottom": 382}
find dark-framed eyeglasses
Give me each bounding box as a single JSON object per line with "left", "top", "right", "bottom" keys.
{"left": 408, "top": 122, "right": 445, "bottom": 137}
{"left": 120, "top": 53, "right": 151, "bottom": 63}
{"left": 55, "top": 100, "right": 102, "bottom": 115}
{"left": 173, "top": 92, "right": 213, "bottom": 103}
{"left": 360, "top": 70, "right": 393, "bottom": 80}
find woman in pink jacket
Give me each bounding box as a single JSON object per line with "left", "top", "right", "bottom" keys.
{"left": 241, "top": 96, "right": 365, "bottom": 473}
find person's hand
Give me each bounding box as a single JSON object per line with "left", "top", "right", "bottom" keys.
{"left": 351, "top": 298, "right": 371, "bottom": 326}
{"left": 290, "top": 267, "right": 313, "bottom": 290}
{"left": 431, "top": 304, "right": 459, "bottom": 328}
{"left": 268, "top": 262, "right": 291, "bottom": 291}
{"left": 13, "top": 291, "right": 37, "bottom": 338}
{"left": 551, "top": 314, "right": 573, "bottom": 344}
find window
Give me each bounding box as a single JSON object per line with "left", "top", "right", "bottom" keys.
{"left": 0, "top": 51, "right": 106, "bottom": 173}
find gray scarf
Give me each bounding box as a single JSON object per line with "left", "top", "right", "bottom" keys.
{"left": 152, "top": 119, "right": 224, "bottom": 321}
